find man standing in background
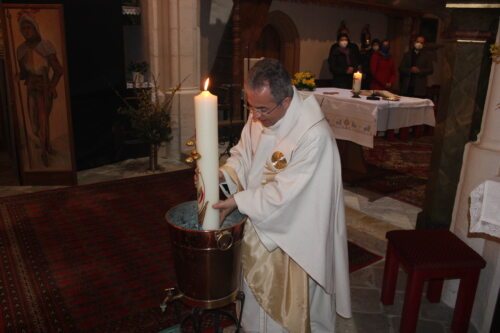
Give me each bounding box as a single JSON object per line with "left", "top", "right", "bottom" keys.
{"left": 328, "top": 33, "right": 360, "bottom": 89}
{"left": 399, "top": 35, "right": 433, "bottom": 98}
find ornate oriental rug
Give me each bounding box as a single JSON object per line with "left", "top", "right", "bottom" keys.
{"left": 0, "top": 170, "right": 195, "bottom": 332}
{"left": 362, "top": 135, "right": 433, "bottom": 207}
{"left": 0, "top": 169, "right": 380, "bottom": 332}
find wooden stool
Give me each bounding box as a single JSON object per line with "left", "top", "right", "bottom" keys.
{"left": 381, "top": 230, "right": 486, "bottom": 333}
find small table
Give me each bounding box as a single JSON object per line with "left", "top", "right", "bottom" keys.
{"left": 381, "top": 230, "right": 486, "bottom": 333}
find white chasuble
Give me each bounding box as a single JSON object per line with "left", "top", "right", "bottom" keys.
{"left": 220, "top": 88, "right": 351, "bottom": 332}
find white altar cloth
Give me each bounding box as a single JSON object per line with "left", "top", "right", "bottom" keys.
{"left": 299, "top": 88, "right": 435, "bottom": 148}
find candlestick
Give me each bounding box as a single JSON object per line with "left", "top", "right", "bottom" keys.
{"left": 194, "top": 79, "right": 220, "bottom": 230}
{"left": 352, "top": 71, "right": 363, "bottom": 96}
{"left": 352, "top": 71, "right": 363, "bottom": 98}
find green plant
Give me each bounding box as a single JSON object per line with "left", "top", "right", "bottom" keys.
{"left": 117, "top": 77, "right": 182, "bottom": 144}
{"left": 128, "top": 61, "right": 149, "bottom": 74}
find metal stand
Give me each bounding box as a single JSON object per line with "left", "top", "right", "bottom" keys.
{"left": 181, "top": 291, "right": 245, "bottom": 332}
{"left": 161, "top": 291, "right": 245, "bottom": 333}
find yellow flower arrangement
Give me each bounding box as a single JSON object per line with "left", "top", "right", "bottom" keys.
{"left": 490, "top": 44, "right": 500, "bottom": 64}
{"left": 292, "top": 71, "right": 316, "bottom": 91}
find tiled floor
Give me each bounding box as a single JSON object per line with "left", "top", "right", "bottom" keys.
{"left": 338, "top": 260, "right": 478, "bottom": 333}
{"left": 0, "top": 144, "right": 476, "bottom": 332}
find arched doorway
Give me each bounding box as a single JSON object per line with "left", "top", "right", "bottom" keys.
{"left": 253, "top": 10, "right": 299, "bottom": 75}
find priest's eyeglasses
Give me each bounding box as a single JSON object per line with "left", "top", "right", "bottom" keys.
{"left": 247, "top": 98, "right": 284, "bottom": 116}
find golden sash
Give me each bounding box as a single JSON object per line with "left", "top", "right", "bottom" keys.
{"left": 242, "top": 221, "right": 311, "bottom": 333}
{"left": 221, "top": 165, "right": 311, "bottom": 332}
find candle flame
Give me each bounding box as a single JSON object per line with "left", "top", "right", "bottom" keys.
{"left": 204, "top": 78, "right": 210, "bottom": 91}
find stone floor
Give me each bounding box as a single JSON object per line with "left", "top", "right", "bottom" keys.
{"left": 0, "top": 145, "right": 477, "bottom": 332}
{"left": 337, "top": 260, "right": 478, "bottom": 333}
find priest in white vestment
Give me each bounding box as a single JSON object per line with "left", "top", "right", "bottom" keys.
{"left": 213, "top": 58, "right": 351, "bottom": 332}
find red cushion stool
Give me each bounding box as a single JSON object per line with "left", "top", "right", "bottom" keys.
{"left": 381, "top": 229, "right": 486, "bottom": 333}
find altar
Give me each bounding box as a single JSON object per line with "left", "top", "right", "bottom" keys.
{"left": 299, "top": 88, "right": 436, "bottom": 148}
{"left": 299, "top": 88, "right": 436, "bottom": 180}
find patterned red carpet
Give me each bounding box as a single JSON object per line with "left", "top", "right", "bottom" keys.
{"left": 362, "top": 135, "right": 433, "bottom": 207}
{"left": 0, "top": 170, "right": 196, "bottom": 332}
{"left": 0, "top": 169, "right": 379, "bottom": 332}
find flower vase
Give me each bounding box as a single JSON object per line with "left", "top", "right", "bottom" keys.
{"left": 149, "top": 143, "right": 159, "bottom": 171}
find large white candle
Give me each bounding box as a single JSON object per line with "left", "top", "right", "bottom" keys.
{"left": 352, "top": 71, "right": 363, "bottom": 93}
{"left": 194, "top": 78, "right": 220, "bottom": 230}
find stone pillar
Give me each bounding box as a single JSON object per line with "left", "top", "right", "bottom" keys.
{"left": 416, "top": 38, "right": 489, "bottom": 229}
{"left": 443, "top": 19, "right": 500, "bottom": 332}
{"left": 142, "top": 0, "right": 201, "bottom": 159}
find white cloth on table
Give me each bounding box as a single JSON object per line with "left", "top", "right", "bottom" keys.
{"left": 470, "top": 176, "right": 500, "bottom": 239}
{"left": 299, "top": 87, "right": 435, "bottom": 148}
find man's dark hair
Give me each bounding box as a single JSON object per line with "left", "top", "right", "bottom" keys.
{"left": 246, "top": 58, "right": 293, "bottom": 103}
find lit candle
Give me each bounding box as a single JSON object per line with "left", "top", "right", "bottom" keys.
{"left": 352, "top": 71, "right": 363, "bottom": 93}
{"left": 194, "top": 78, "right": 220, "bottom": 230}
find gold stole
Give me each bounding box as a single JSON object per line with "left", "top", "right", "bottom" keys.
{"left": 242, "top": 222, "right": 310, "bottom": 333}
{"left": 221, "top": 165, "right": 311, "bottom": 332}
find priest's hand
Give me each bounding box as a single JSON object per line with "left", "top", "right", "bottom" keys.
{"left": 213, "top": 197, "right": 237, "bottom": 224}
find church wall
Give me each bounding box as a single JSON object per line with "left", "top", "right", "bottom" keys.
{"left": 269, "top": 1, "right": 388, "bottom": 79}
{"left": 199, "top": 1, "right": 390, "bottom": 80}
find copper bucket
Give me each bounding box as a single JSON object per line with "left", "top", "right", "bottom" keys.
{"left": 165, "top": 201, "right": 246, "bottom": 309}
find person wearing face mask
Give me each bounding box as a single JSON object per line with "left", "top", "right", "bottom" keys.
{"left": 360, "top": 38, "right": 380, "bottom": 89}
{"left": 370, "top": 39, "right": 396, "bottom": 90}
{"left": 328, "top": 32, "right": 360, "bottom": 89}
{"left": 399, "top": 35, "right": 433, "bottom": 98}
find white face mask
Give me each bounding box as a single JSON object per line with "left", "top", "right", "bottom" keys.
{"left": 372, "top": 45, "right": 380, "bottom": 51}
{"left": 339, "top": 41, "right": 348, "bottom": 48}
{"left": 414, "top": 42, "right": 423, "bottom": 50}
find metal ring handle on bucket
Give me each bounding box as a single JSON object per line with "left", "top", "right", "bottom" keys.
{"left": 216, "top": 230, "right": 233, "bottom": 251}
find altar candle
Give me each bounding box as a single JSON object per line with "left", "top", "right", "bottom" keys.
{"left": 194, "top": 78, "right": 220, "bottom": 230}
{"left": 352, "top": 71, "right": 363, "bottom": 93}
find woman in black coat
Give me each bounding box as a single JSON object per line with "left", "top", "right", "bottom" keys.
{"left": 328, "top": 33, "right": 360, "bottom": 89}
